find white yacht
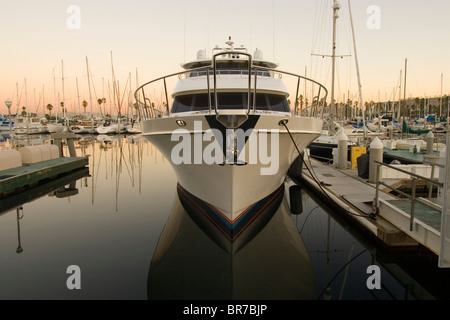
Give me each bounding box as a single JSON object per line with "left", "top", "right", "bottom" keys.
{"left": 0, "top": 116, "right": 14, "bottom": 132}
{"left": 95, "top": 119, "right": 127, "bottom": 134}
{"left": 69, "top": 120, "right": 97, "bottom": 134}
{"left": 14, "top": 115, "right": 49, "bottom": 135}
{"left": 47, "top": 121, "right": 67, "bottom": 133}
{"left": 135, "top": 38, "right": 328, "bottom": 222}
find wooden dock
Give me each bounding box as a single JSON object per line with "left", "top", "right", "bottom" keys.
{"left": 0, "top": 166, "right": 89, "bottom": 216}
{"left": 0, "top": 156, "right": 89, "bottom": 198}
{"left": 294, "top": 157, "right": 441, "bottom": 252}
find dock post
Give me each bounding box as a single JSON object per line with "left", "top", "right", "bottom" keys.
{"left": 369, "top": 137, "right": 383, "bottom": 183}
{"left": 438, "top": 145, "right": 446, "bottom": 205}
{"left": 337, "top": 132, "right": 348, "bottom": 170}
{"left": 51, "top": 132, "right": 77, "bottom": 157}
{"left": 67, "top": 139, "right": 77, "bottom": 157}
{"left": 410, "top": 166, "right": 417, "bottom": 231}
{"left": 439, "top": 133, "right": 450, "bottom": 267}
{"left": 373, "top": 163, "right": 381, "bottom": 212}
{"left": 426, "top": 130, "right": 434, "bottom": 155}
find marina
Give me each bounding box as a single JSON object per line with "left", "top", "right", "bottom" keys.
{"left": 1, "top": 0, "right": 450, "bottom": 305}
{"left": 0, "top": 133, "right": 449, "bottom": 301}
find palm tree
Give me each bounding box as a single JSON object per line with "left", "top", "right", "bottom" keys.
{"left": 82, "top": 100, "right": 88, "bottom": 113}
{"left": 60, "top": 101, "right": 67, "bottom": 118}
{"left": 97, "top": 98, "right": 103, "bottom": 116}
{"left": 46, "top": 104, "right": 53, "bottom": 117}
{"left": 97, "top": 98, "right": 106, "bottom": 116}
{"left": 297, "top": 94, "right": 304, "bottom": 111}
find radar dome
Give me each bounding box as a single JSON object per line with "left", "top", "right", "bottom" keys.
{"left": 197, "top": 49, "right": 206, "bottom": 60}
{"left": 253, "top": 49, "right": 263, "bottom": 60}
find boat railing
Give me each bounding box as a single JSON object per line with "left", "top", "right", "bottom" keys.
{"left": 187, "top": 69, "right": 272, "bottom": 78}
{"left": 134, "top": 60, "right": 328, "bottom": 121}
{"left": 373, "top": 160, "right": 444, "bottom": 231}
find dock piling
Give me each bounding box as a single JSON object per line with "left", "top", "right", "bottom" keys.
{"left": 51, "top": 132, "right": 77, "bottom": 157}
{"left": 439, "top": 133, "right": 450, "bottom": 267}
{"left": 369, "top": 137, "right": 383, "bottom": 183}
{"left": 426, "top": 131, "right": 434, "bottom": 155}
{"left": 337, "top": 132, "right": 348, "bottom": 170}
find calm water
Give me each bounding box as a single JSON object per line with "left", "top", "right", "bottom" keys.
{"left": 0, "top": 133, "right": 449, "bottom": 300}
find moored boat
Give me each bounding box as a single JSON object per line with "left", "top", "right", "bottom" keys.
{"left": 95, "top": 119, "right": 127, "bottom": 134}
{"left": 135, "top": 38, "right": 328, "bottom": 222}
{"left": 13, "top": 115, "right": 49, "bottom": 135}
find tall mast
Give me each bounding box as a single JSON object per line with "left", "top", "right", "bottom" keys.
{"left": 53, "top": 68, "right": 58, "bottom": 121}
{"left": 61, "top": 60, "right": 66, "bottom": 125}
{"left": 33, "top": 88, "right": 36, "bottom": 114}
{"left": 348, "top": 0, "right": 366, "bottom": 140}
{"left": 24, "top": 78, "right": 28, "bottom": 116}
{"left": 329, "top": 0, "right": 340, "bottom": 132}
{"left": 440, "top": 73, "right": 443, "bottom": 119}
{"left": 85, "top": 56, "right": 94, "bottom": 129}
{"left": 404, "top": 58, "right": 407, "bottom": 119}
{"left": 16, "top": 82, "right": 19, "bottom": 115}
{"left": 76, "top": 77, "right": 81, "bottom": 115}
{"left": 398, "top": 69, "right": 402, "bottom": 121}
{"left": 404, "top": 58, "right": 407, "bottom": 105}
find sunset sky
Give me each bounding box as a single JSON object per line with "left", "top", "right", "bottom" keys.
{"left": 1, "top": 0, "right": 450, "bottom": 115}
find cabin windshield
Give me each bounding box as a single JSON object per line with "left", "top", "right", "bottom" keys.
{"left": 188, "top": 61, "right": 272, "bottom": 77}
{"left": 171, "top": 93, "right": 290, "bottom": 113}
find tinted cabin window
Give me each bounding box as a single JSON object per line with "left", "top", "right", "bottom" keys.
{"left": 268, "top": 94, "right": 290, "bottom": 111}
{"left": 171, "top": 93, "right": 290, "bottom": 113}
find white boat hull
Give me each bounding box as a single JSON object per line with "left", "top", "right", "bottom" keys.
{"left": 47, "top": 123, "right": 66, "bottom": 133}
{"left": 96, "top": 123, "right": 127, "bottom": 134}
{"left": 14, "top": 126, "right": 49, "bottom": 135}
{"left": 142, "top": 113, "right": 322, "bottom": 221}
{"left": 69, "top": 125, "right": 96, "bottom": 134}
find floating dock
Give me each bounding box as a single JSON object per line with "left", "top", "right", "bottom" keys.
{"left": 295, "top": 156, "right": 445, "bottom": 261}
{"left": 0, "top": 166, "right": 89, "bottom": 216}
{"left": 0, "top": 133, "right": 89, "bottom": 199}
{"left": 297, "top": 158, "right": 419, "bottom": 248}
{"left": 0, "top": 156, "right": 89, "bottom": 198}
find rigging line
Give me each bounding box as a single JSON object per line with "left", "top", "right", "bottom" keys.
{"left": 311, "top": 0, "right": 327, "bottom": 55}
{"left": 281, "top": 122, "right": 372, "bottom": 219}
{"left": 316, "top": 248, "right": 367, "bottom": 299}
{"left": 311, "top": 0, "right": 320, "bottom": 52}
{"left": 299, "top": 205, "right": 321, "bottom": 234}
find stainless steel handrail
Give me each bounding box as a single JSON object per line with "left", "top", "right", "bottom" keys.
{"left": 212, "top": 51, "right": 252, "bottom": 115}
{"left": 373, "top": 160, "right": 443, "bottom": 231}
{"left": 134, "top": 63, "right": 328, "bottom": 120}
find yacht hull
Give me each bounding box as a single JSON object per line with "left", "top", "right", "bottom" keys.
{"left": 142, "top": 113, "right": 322, "bottom": 221}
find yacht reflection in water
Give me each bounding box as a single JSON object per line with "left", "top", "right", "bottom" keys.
{"left": 147, "top": 182, "right": 315, "bottom": 300}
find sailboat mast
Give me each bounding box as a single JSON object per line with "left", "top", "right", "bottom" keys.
{"left": 404, "top": 59, "right": 407, "bottom": 105}
{"left": 53, "top": 68, "right": 58, "bottom": 122}
{"left": 330, "top": 0, "right": 340, "bottom": 130}
{"left": 61, "top": 60, "right": 66, "bottom": 124}
{"left": 398, "top": 69, "right": 402, "bottom": 121}
{"left": 76, "top": 77, "right": 81, "bottom": 115}
{"left": 348, "top": 0, "right": 366, "bottom": 139}
{"left": 85, "top": 56, "right": 93, "bottom": 120}
{"left": 440, "top": 73, "right": 443, "bottom": 119}
{"left": 33, "top": 88, "right": 37, "bottom": 114}
{"left": 25, "top": 78, "right": 28, "bottom": 116}
{"left": 16, "top": 82, "right": 19, "bottom": 115}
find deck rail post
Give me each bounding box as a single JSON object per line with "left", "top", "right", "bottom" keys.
{"left": 373, "top": 163, "right": 381, "bottom": 214}
{"left": 410, "top": 176, "right": 417, "bottom": 231}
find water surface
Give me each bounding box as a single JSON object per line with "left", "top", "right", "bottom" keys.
{"left": 0, "top": 133, "right": 448, "bottom": 300}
